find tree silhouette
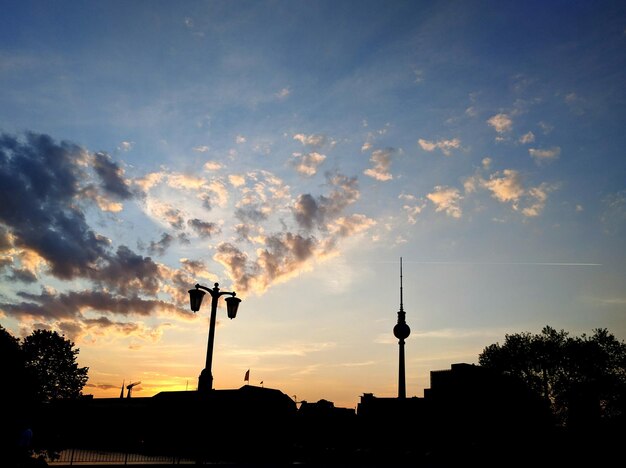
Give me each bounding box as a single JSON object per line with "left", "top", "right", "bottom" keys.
{"left": 0, "top": 326, "right": 40, "bottom": 465}
{"left": 21, "top": 329, "right": 89, "bottom": 401}
{"left": 479, "top": 325, "right": 626, "bottom": 426}
{"left": 1, "top": 325, "right": 31, "bottom": 399}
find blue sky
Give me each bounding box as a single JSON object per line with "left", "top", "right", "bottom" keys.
{"left": 1, "top": 0, "right": 625, "bottom": 408}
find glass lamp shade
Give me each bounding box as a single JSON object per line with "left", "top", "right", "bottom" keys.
{"left": 225, "top": 295, "right": 241, "bottom": 319}
{"left": 188, "top": 288, "right": 206, "bottom": 312}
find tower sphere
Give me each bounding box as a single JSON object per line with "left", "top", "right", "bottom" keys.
{"left": 394, "top": 321, "right": 411, "bottom": 340}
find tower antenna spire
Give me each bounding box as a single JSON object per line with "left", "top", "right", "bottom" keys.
{"left": 400, "top": 256, "right": 404, "bottom": 312}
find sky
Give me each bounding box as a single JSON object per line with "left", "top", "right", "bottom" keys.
{"left": 1, "top": 0, "right": 625, "bottom": 409}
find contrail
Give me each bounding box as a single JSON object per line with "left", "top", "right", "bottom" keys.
{"left": 369, "top": 261, "right": 602, "bottom": 266}
{"left": 407, "top": 261, "right": 601, "bottom": 266}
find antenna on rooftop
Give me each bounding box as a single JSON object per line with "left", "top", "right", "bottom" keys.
{"left": 126, "top": 381, "right": 141, "bottom": 398}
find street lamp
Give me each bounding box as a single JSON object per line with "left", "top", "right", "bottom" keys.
{"left": 188, "top": 282, "right": 242, "bottom": 392}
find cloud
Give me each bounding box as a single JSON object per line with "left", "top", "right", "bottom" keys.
{"left": 187, "top": 218, "right": 221, "bottom": 238}
{"left": 60, "top": 316, "right": 171, "bottom": 343}
{"left": 215, "top": 232, "right": 329, "bottom": 295}
{"left": 275, "top": 87, "right": 290, "bottom": 99}
{"left": 291, "top": 151, "right": 326, "bottom": 177}
{"left": 193, "top": 145, "right": 210, "bottom": 153}
{"left": 91, "top": 246, "right": 162, "bottom": 296}
{"left": 92, "top": 152, "right": 134, "bottom": 199}
{"left": 133, "top": 172, "right": 165, "bottom": 192}
{"left": 418, "top": 138, "right": 462, "bottom": 156}
{"left": 293, "top": 173, "right": 360, "bottom": 230}
{"left": 482, "top": 169, "right": 525, "bottom": 204}
{"left": 364, "top": 148, "right": 395, "bottom": 181}
{"left": 327, "top": 214, "right": 376, "bottom": 237}
{"left": 204, "top": 180, "right": 229, "bottom": 207}
{"left": 481, "top": 169, "right": 555, "bottom": 216}
{"left": 228, "top": 174, "right": 246, "bottom": 187}
{"left": 214, "top": 172, "right": 369, "bottom": 294}
{"left": 0, "top": 132, "right": 115, "bottom": 279}
{"left": 600, "top": 190, "right": 626, "bottom": 234}
{"left": 426, "top": 186, "right": 463, "bottom": 218}
{"left": 203, "top": 161, "right": 223, "bottom": 171}
{"left": 147, "top": 233, "right": 174, "bottom": 256}
{"left": 0, "top": 248, "right": 45, "bottom": 284}
{"left": 118, "top": 141, "right": 133, "bottom": 152}
{"left": 231, "top": 224, "right": 260, "bottom": 244}
{"left": 293, "top": 194, "right": 319, "bottom": 230}
{"left": 179, "top": 258, "right": 207, "bottom": 275}
{"left": 0, "top": 131, "right": 205, "bottom": 339}
{"left": 146, "top": 200, "right": 186, "bottom": 229}
{"left": 564, "top": 92, "right": 586, "bottom": 114}
{"left": 235, "top": 135, "right": 246, "bottom": 144}
{"left": 166, "top": 173, "right": 206, "bottom": 191}
{"left": 0, "top": 288, "right": 187, "bottom": 321}
{"left": 235, "top": 205, "right": 270, "bottom": 223}
{"left": 4, "top": 265, "right": 38, "bottom": 283}
{"left": 521, "top": 184, "right": 552, "bottom": 217}
{"left": 529, "top": 146, "right": 560, "bottom": 163}
{"left": 81, "top": 187, "right": 124, "bottom": 212}
{"left": 539, "top": 121, "right": 553, "bottom": 134}
{"left": 518, "top": 132, "right": 535, "bottom": 144}
{"left": 139, "top": 170, "right": 230, "bottom": 212}
{"left": 85, "top": 383, "right": 121, "bottom": 390}
{"left": 487, "top": 113, "right": 513, "bottom": 133}
{"left": 399, "top": 193, "right": 426, "bottom": 224}
{"left": 293, "top": 133, "right": 328, "bottom": 147}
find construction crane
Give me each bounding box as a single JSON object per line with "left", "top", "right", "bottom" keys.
{"left": 126, "top": 381, "right": 141, "bottom": 398}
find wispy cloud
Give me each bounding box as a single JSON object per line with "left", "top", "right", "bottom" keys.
{"left": 291, "top": 151, "right": 326, "bottom": 177}
{"left": 529, "top": 146, "right": 561, "bottom": 163}
{"left": 364, "top": 148, "right": 396, "bottom": 181}
{"left": 399, "top": 193, "right": 425, "bottom": 224}
{"left": 418, "top": 137, "right": 462, "bottom": 156}
{"left": 518, "top": 131, "right": 535, "bottom": 144}
{"left": 293, "top": 133, "right": 331, "bottom": 148}
{"left": 275, "top": 87, "right": 291, "bottom": 99}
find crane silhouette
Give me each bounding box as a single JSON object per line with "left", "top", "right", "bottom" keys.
{"left": 126, "top": 381, "right": 141, "bottom": 398}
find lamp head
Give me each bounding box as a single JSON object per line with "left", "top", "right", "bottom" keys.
{"left": 225, "top": 295, "right": 241, "bottom": 319}
{"left": 188, "top": 288, "right": 206, "bottom": 312}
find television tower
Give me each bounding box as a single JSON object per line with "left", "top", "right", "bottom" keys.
{"left": 393, "top": 257, "right": 411, "bottom": 398}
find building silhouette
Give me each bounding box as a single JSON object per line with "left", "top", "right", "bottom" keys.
{"left": 29, "top": 362, "right": 558, "bottom": 465}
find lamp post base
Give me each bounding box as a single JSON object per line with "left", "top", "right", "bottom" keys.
{"left": 198, "top": 368, "right": 213, "bottom": 393}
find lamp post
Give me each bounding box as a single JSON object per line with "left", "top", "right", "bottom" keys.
{"left": 188, "top": 282, "right": 242, "bottom": 393}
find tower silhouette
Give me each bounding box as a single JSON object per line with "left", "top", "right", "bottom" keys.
{"left": 393, "top": 257, "right": 411, "bottom": 398}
